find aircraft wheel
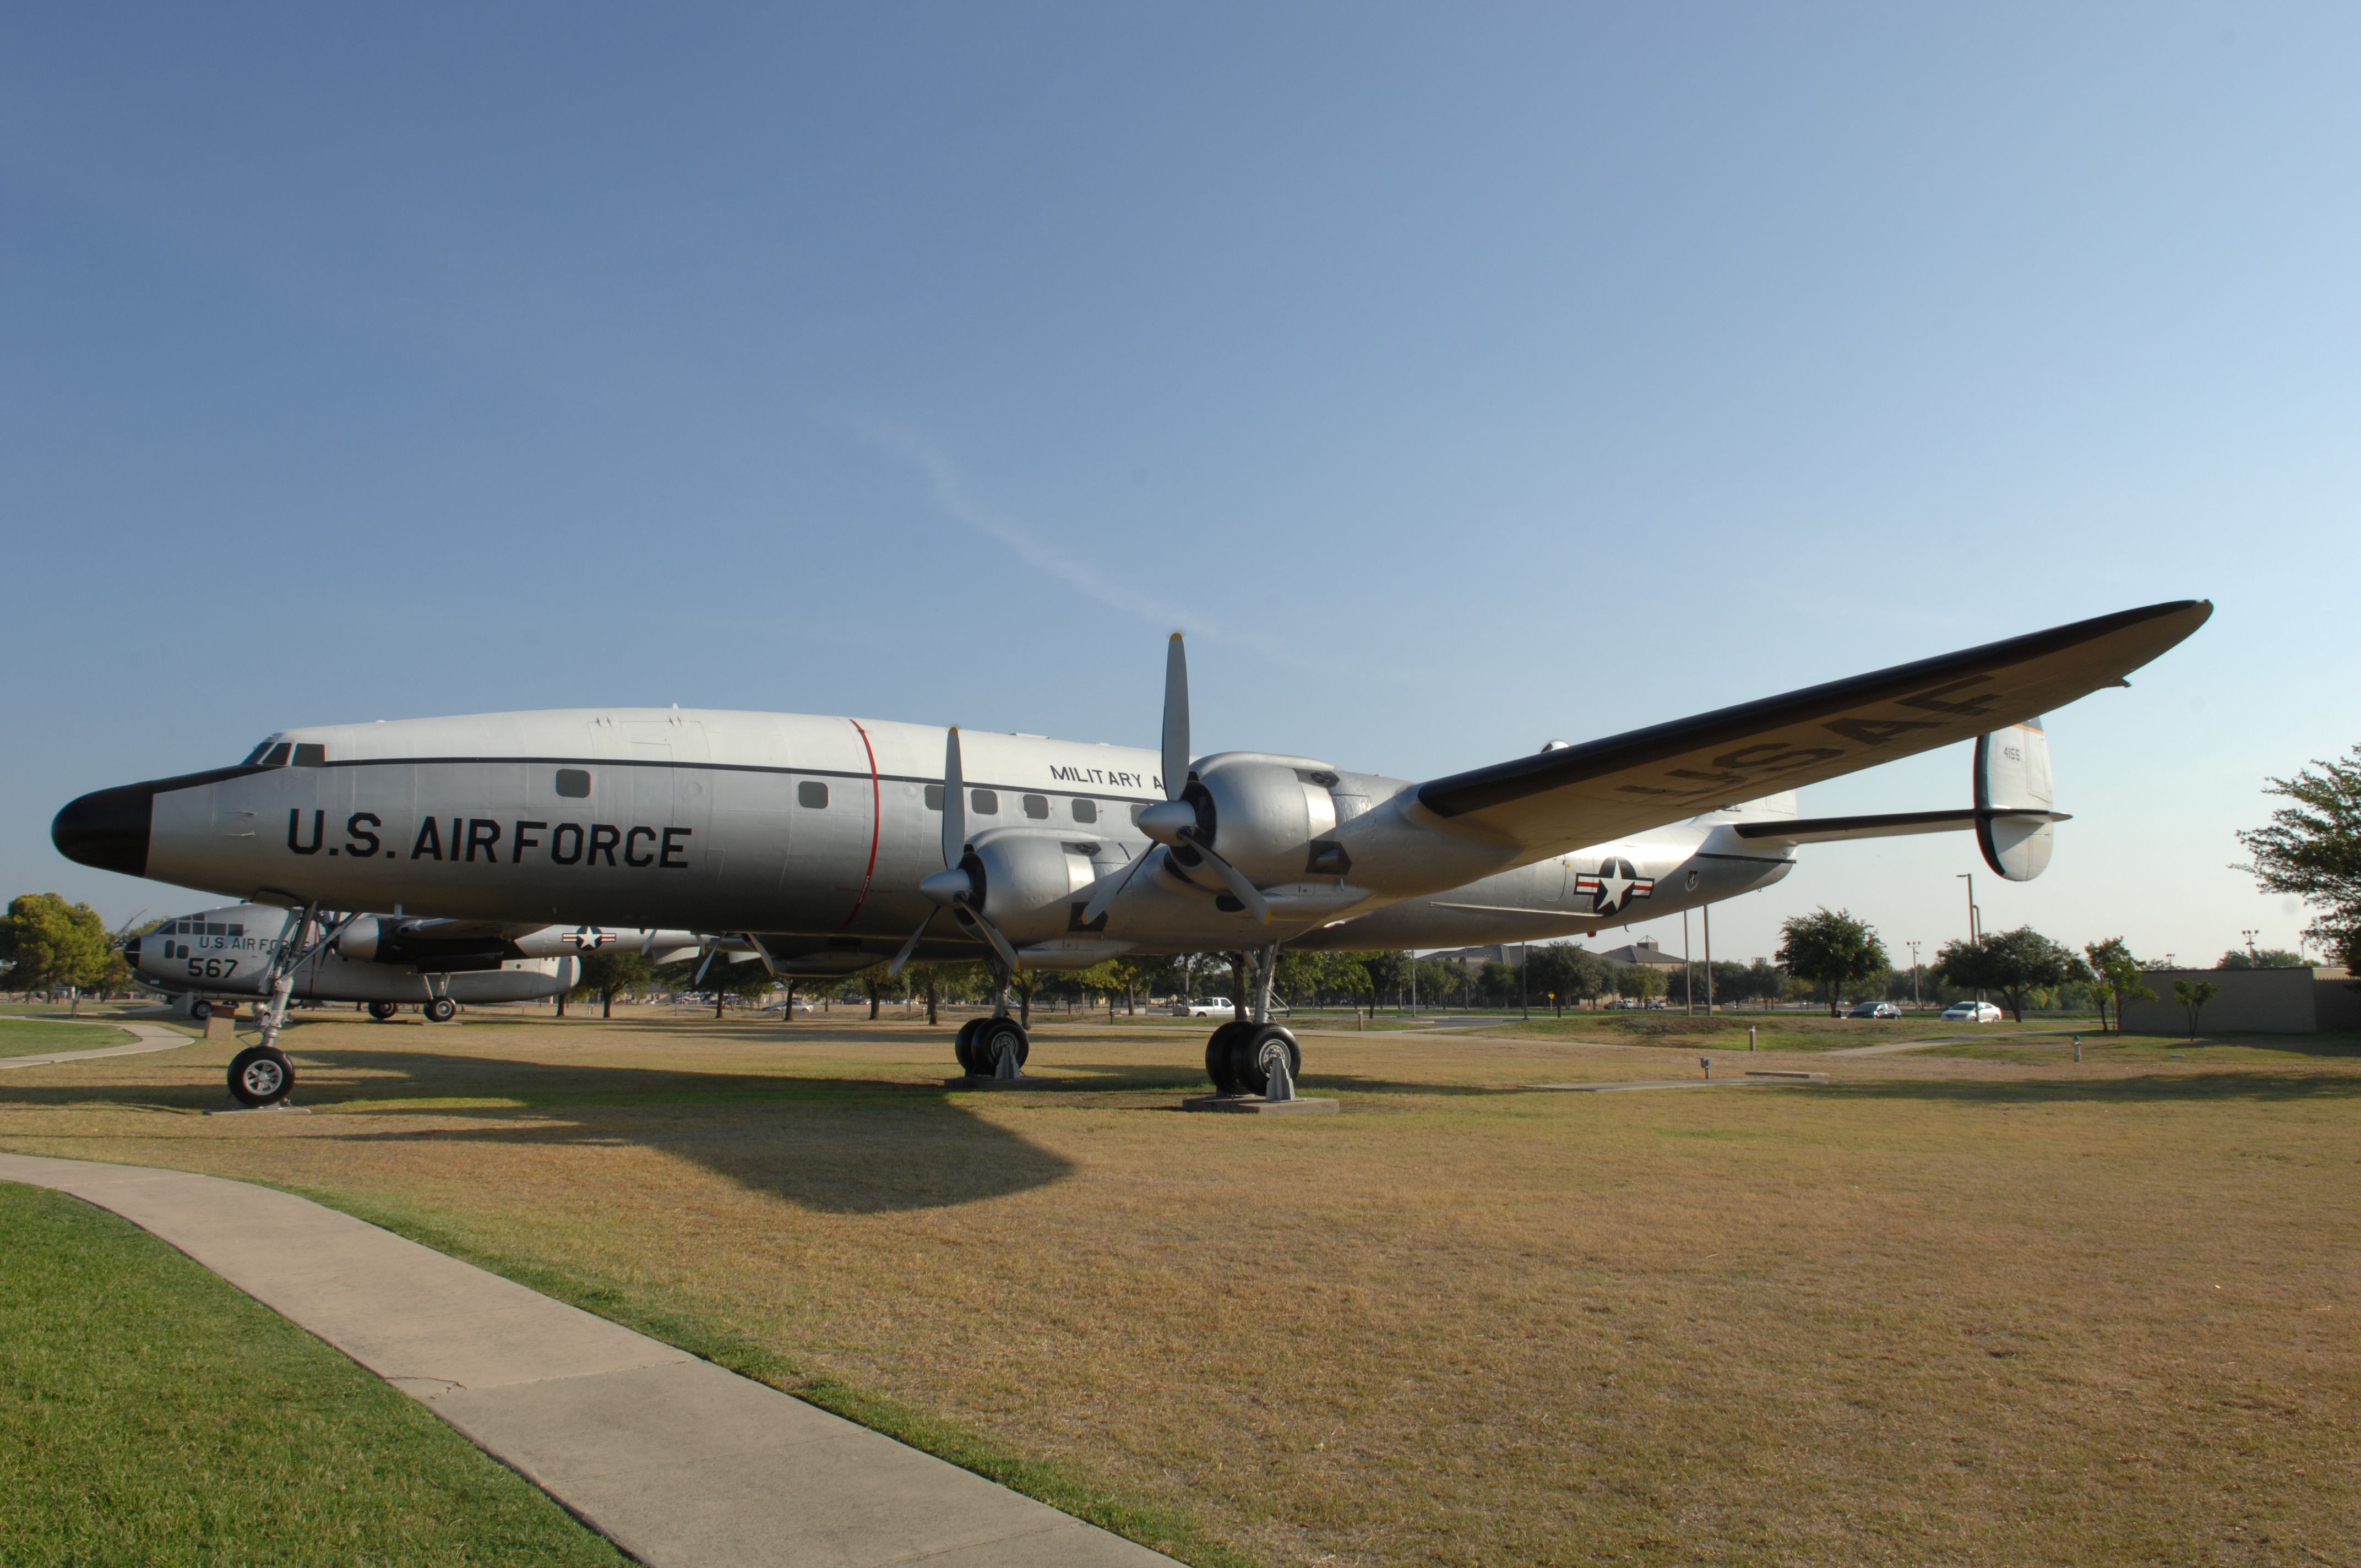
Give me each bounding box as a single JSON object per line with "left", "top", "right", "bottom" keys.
{"left": 189, "top": 998, "right": 214, "bottom": 1022}
{"left": 423, "top": 998, "right": 458, "bottom": 1024}
{"left": 1226, "top": 1024, "right": 1301, "bottom": 1097}
{"left": 975, "top": 1016, "right": 1029, "bottom": 1075}
{"left": 953, "top": 1017, "right": 986, "bottom": 1074}
{"left": 1204, "top": 1020, "right": 1252, "bottom": 1094}
{"left": 227, "top": 1044, "right": 294, "bottom": 1108}
{"left": 367, "top": 1001, "right": 399, "bottom": 1022}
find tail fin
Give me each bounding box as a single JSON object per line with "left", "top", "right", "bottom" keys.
{"left": 1974, "top": 718, "right": 2055, "bottom": 881}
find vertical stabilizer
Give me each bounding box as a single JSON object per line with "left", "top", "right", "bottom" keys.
{"left": 1974, "top": 719, "right": 2055, "bottom": 881}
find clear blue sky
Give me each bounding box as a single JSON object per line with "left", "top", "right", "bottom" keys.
{"left": 5, "top": 4, "right": 2354, "bottom": 968}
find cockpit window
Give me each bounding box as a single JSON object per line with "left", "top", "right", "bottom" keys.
{"left": 261, "top": 743, "right": 292, "bottom": 767}
{"left": 291, "top": 743, "right": 326, "bottom": 767}
{"left": 242, "top": 741, "right": 275, "bottom": 765}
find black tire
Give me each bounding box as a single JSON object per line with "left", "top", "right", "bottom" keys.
{"left": 227, "top": 1045, "right": 294, "bottom": 1108}
{"left": 1204, "top": 1020, "right": 1251, "bottom": 1095}
{"left": 954, "top": 1017, "right": 986, "bottom": 1075}
{"left": 1227, "top": 1024, "right": 1301, "bottom": 1097}
{"left": 189, "top": 998, "right": 214, "bottom": 1022}
{"left": 975, "top": 1017, "right": 1030, "bottom": 1075}
{"left": 423, "top": 998, "right": 458, "bottom": 1024}
{"left": 367, "top": 1000, "right": 399, "bottom": 1022}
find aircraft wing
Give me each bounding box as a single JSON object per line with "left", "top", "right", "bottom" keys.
{"left": 1413, "top": 600, "right": 2209, "bottom": 858}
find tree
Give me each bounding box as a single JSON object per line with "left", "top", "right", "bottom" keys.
{"left": 1934, "top": 926, "right": 2079, "bottom": 1023}
{"left": 574, "top": 950, "right": 654, "bottom": 1019}
{"left": 1775, "top": 908, "right": 1889, "bottom": 1017}
{"left": 0, "top": 894, "right": 113, "bottom": 1012}
{"left": 2171, "top": 977, "right": 2219, "bottom": 1040}
{"left": 1615, "top": 961, "right": 1666, "bottom": 1003}
{"left": 2217, "top": 948, "right": 2308, "bottom": 970}
{"left": 2082, "top": 938, "right": 2154, "bottom": 1033}
{"left": 2236, "top": 747, "right": 2361, "bottom": 970}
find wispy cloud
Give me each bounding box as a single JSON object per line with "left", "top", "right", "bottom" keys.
{"left": 847, "top": 417, "right": 1279, "bottom": 653}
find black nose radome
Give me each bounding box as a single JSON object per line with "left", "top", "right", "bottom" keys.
{"left": 52, "top": 782, "right": 156, "bottom": 878}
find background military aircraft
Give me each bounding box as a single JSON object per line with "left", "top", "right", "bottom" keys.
{"left": 56, "top": 600, "right": 2208, "bottom": 1107}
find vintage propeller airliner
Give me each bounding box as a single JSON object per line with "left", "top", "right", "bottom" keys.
{"left": 54, "top": 600, "right": 2209, "bottom": 1107}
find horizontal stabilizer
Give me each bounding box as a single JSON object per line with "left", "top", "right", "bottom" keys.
{"left": 1733, "top": 808, "right": 2069, "bottom": 846}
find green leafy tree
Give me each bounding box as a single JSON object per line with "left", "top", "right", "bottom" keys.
{"left": 2236, "top": 747, "right": 2361, "bottom": 969}
{"left": 2216, "top": 947, "right": 2309, "bottom": 970}
{"left": 2082, "top": 938, "right": 2155, "bottom": 1033}
{"left": 573, "top": 949, "right": 654, "bottom": 1019}
{"left": 0, "top": 894, "right": 113, "bottom": 1012}
{"left": 1622, "top": 962, "right": 1667, "bottom": 1003}
{"left": 1775, "top": 908, "right": 1890, "bottom": 1017}
{"left": 2171, "top": 977, "right": 2220, "bottom": 1040}
{"left": 1934, "top": 926, "right": 2079, "bottom": 1023}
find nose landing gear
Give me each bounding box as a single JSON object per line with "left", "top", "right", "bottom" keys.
{"left": 227, "top": 1044, "right": 295, "bottom": 1108}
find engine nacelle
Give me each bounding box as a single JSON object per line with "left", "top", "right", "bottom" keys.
{"left": 333, "top": 916, "right": 382, "bottom": 961}
{"left": 1185, "top": 753, "right": 1346, "bottom": 883}
{"left": 962, "top": 829, "right": 1108, "bottom": 939}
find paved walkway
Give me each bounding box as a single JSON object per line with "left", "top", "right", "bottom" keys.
{"left": 1825, "top": 1028, "right": 2082, "bottom": 1057}
{"left": 0, "top": 1016, "right": 195, "bottom": 1071}
{"left": 0, "top": 1152, "right": 1177, "bottom": 1568}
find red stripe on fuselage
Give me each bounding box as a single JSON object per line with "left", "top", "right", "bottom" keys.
{"left": 836, "top": 720, "right": 883, "bottom": 930}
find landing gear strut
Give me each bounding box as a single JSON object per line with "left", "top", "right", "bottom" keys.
{"left": 1203, "top": 945, "right": 1300, "bottom": 1098}
{"left": 227, "top": 901, "right": 344, "bottom": 1108}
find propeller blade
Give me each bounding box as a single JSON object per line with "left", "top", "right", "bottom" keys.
{"left": 1192, "top": 837, "right": 1271, "bottom": 924}
{"left": 885, "top": 908, "right": 939, "bottom": 977}
{"left": 958, "top": 906, "right": 1022, "bottom": 972}
{"left": 692, "top": 945, "right": 717, "bottom": 988}
{"left": 1081, "top": 843, "right": 1160, "bottom": 927}
{"left": 942, "top": 726, "right": 967, "bottom": 868}
{"left": 1161, "top": 632, "right": 1189, "bottom": 802}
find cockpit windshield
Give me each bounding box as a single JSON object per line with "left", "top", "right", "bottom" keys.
{"left": 241, "top": 740, "right": 293, "bottom": 767}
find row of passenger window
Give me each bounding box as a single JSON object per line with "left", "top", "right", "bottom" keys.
{"left": 793, "top": 780, "right": 1118, "bottom": 824}
{"left": 162, "top": 919, "right": 245, "bottom": 937}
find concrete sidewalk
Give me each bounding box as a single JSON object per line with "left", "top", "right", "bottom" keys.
{"left": 0, "top": 1017, "right": 195, "bottom": 1071}
{"left": 0, "top": 1152, "right": 1178, "bottom": 1568}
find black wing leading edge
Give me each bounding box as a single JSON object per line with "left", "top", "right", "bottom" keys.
{"left": 1413, "top": 600, "right": 2210, "bottom": 858}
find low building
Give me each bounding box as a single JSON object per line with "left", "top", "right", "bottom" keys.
{"left": 2118, "top": 966, "right": 2360, "bottom": 1035}
{"left": 1593, "top": 938, "right": 1687, "bottom": 974}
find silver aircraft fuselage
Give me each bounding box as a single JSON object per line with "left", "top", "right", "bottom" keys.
{"left": 61, "top": 708, "right": 1791, "bottom": 971}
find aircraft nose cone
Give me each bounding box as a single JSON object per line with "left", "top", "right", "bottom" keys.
{"left": 52, "top": 782, "right": 155, "bottom": 877}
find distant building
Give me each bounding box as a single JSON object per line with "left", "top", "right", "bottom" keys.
{"left": 1593, "top": 938, "right": 1685, "bottom": 973}
{"left": 2119, "top": 966, "right": 2360, "bottom": 1034}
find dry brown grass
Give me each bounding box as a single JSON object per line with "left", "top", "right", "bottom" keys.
{"left": 3, "top": 1009, "right": 2356, "bottom": 1567}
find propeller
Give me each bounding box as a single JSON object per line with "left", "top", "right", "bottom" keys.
{"left": 887, "top": 727, "right": 1023, "bottom": 976}
{"left": 1081, "top": 632, "right": 1271, "bottom": 927}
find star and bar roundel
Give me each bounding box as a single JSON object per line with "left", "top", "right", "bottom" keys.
{"left": 1574, "top": 858, "right": 1653, "bottom": 917}
{"left": 561, "top": 926, "right": 615, "bottom": 950}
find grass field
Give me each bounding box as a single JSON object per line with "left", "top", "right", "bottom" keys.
{"left": 1, "top": 1010, "right": 2355, "bottom": 1566}
{"left": 0, "top": 1181, "right": 625, "bottom": 1565}
{"left": 0, "top": 1016, "right": 136, "bottom": 1056}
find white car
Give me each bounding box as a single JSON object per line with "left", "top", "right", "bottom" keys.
{"left": 1176, "top": 997, "right": 1234, "bottom": 1017}
{"left": 1940, "top": 1000, "right": 2005, "bottom": 1022}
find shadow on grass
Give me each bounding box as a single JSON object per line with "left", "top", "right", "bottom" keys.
{"left": 2, "top": 1046, "right": 1079, "bottom": 1216}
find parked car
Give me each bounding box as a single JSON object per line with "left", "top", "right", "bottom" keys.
{"left": 1174, "top": 997, "right": 1234, "bottom": 1017}
{"left": 1847, "top": 1001, "right": 1902, "bottom": 1019}
{"left": 1940, "top": 1000, "right": 2005, "bottom": 1022}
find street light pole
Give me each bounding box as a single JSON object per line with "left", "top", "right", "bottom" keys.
{"left": 1906, "top": 939, "right": 1922, "bottom": 1011}
{"left": 1703, "top": 902, "right": 1715, "bottom": 1015}
{"left": 1955, "top": 873, "right": 1981, "bottom": 944}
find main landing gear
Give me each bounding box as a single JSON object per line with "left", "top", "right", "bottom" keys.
{"left": 951, "top": 967, "right": 1029, "bottom": 1080}
{"left": 367, "top": 1000, "right": 400, "bottom": 1022}
{"left": 1201, "top": 945, "right": 1302, "bottom": 1100}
